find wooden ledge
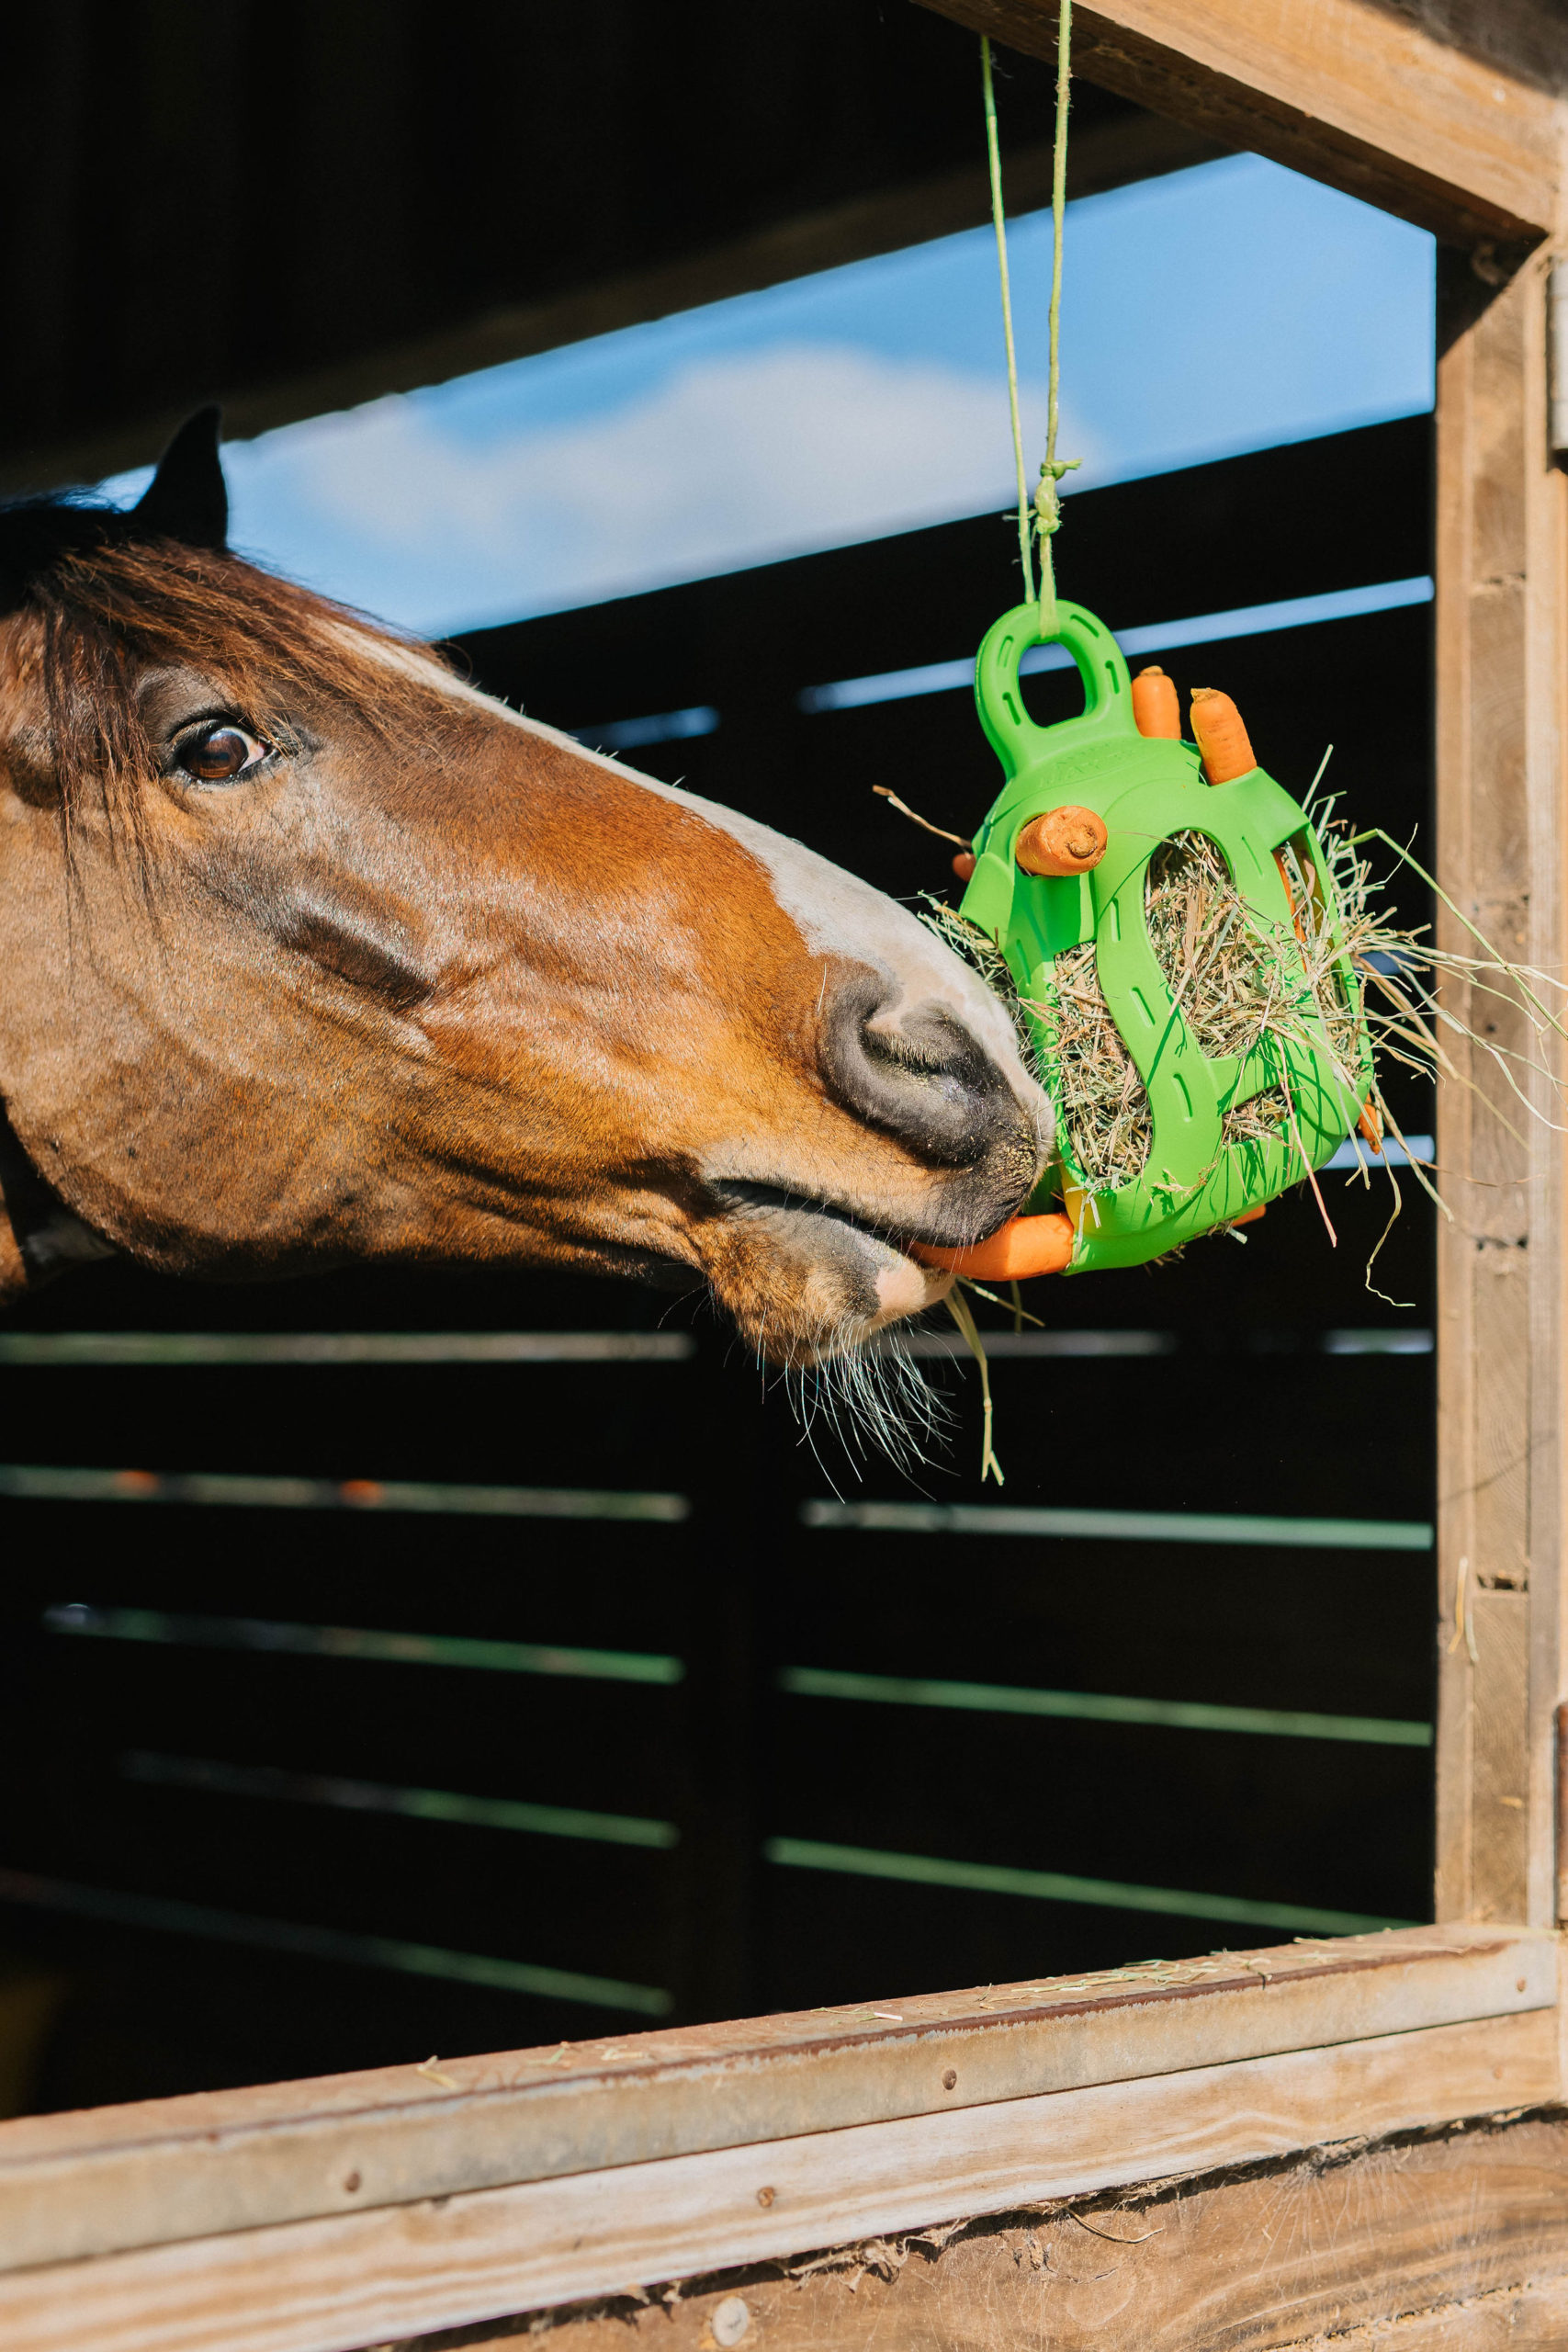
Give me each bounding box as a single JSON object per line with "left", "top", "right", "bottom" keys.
{"left": 0, "top": 1926, "right": 1552, "bottom": 2276}
{"left": 0, "top": 2007, "right": 1560, "bottom": 2352}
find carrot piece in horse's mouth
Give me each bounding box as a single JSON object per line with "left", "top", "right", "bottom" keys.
{"left": 913, "top": 1212, "right": 1075, "bottom": 1281}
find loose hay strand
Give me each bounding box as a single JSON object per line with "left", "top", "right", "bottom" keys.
{"left": 945, "top": 1285, "right": 1005, "bottom": 1487}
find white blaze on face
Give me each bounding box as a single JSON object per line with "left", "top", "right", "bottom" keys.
{"left": 406, "top": 650, "right": 1046, "bottom": 1133}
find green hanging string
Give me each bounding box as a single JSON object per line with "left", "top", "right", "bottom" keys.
{"left": 1034, "top": 0, "right": 1079, "bottom": 630}
{"left": 981, "top": 37, "right": 1033, "bottom": 606}
{"left": 982, "top": 4, "right": 1078, "bottom": 634}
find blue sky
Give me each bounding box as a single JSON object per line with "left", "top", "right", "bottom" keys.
{"left": 113, "top": 153, "right": 1435, "bottom": 638}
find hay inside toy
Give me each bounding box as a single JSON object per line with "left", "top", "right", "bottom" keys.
{"left": 926, "top": 811, "right": 1383, "bottom": 1195}
{"left": 1043, "top": 828, "right": 1347, "bottom": 1188}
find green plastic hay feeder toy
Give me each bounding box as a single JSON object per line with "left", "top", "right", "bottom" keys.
{"left": 950, "top": 598, "right": 1373, "bottom": 1277}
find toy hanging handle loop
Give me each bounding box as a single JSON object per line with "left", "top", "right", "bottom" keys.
{"left": 974, "top": 597, "right": 1135, "bottom": 783}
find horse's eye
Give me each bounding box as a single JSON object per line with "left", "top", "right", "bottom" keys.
{"left": 177, "top": 723, "right": 267, "bottom": 783}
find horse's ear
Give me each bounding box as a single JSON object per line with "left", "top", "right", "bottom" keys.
{"left": 133, "top": 406, "right": 228, "bottom": 549}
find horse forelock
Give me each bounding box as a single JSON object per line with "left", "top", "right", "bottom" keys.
{"left": 0, "top": 521, "right": 462, "bottom": 838}
{"left": 0, "top": 512, "right": 852, "bottom": 972}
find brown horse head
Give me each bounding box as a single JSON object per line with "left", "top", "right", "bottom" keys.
{"left": 0, "top": 413, "right": 1046, "bottom": 1374}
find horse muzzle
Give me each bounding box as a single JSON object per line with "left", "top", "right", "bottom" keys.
{"left": 697, "top": 975, "right": 1047, "bottom": 1363}
{"left": 818, "top": 970, "right": 1048, "bottom": 1226}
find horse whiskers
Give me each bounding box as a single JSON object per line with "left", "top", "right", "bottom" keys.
{"left": 772, "top": 1313, "right": 950, "bottom": 1475}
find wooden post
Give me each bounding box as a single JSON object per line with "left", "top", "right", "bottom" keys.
{"left": 1435, "top": 247, "right": 1568, "bottom": 1928}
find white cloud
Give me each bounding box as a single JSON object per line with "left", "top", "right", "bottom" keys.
{"left": 227, "top": 344, "right": 1085, "bottom": 632}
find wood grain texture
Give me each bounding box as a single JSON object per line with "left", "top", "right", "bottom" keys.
{"left": 917, "top": 0, "right": 1562, "bottom": 243}
{"left": 1435, "top": 246, "right": 1568, "bottom": 1930}
{"left": 0, "top": 2011, "right": 1555, "bottom": 2352}
{"left": 448, "top": 2114, "right": 1568, "bottom": 2352}
{"left": 0, "top": 1928, "right": 1551, "bottom": 2272}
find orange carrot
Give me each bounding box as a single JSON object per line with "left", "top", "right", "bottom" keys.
{"left": 1132, "top": 664, "right": 1180, "bottom": 739}
{"left": 1190, "top": 688, "right": 1256, "bottom": 784}
{"left": 914, "top": 1212, "right": 1076, "bottom": 1280}
{"left": 1014, "top": 804, "right": 1108, "bottom": 876}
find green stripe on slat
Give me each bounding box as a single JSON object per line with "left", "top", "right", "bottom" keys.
{"left": 0, "top": 1868, "right": 668, "bottom": 2014}
{"left": 0, "top": 1331, "right": 694, "bottom": 1365}
{"left": 779, "top": 1666, "right": 1431, "bottom": 1747}
{"left": 46, "top": 1605, "right": 683, "bottom": 1687}
{"left": 1, "top": 1464, "right": 687, "bottom": 1521}
{"left": 764, "top": 1838, "right": 1414, "bottom": 1937}
{"left": 803, "top": 1499, "right": 1432, "bottom": 1550}
{"left": 120, "top": 1752, "right": 680, "bottom": 1849}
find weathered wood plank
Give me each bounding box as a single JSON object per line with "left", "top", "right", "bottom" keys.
{"left": 451, "top": 2112, "right": 1568, "bottom": 2352}
{"left": 918, "top": 0, "right": 1562, "bottom": 245}
{"left": 0, "top": 2010, "right": 1554, "bottom": 2352}
{"left": 1434, "top": 243, "right": 1568, "bottom": 1929}
{"left": 0, "top": 1927, "right": 1549, "bottom": 2272}
{"left": 1320, "top": 2278, "right": 1568, "bottom": 2352}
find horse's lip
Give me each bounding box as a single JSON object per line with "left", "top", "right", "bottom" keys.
{"left": 705, "top": 1178, "right": 999, "bottom": 1262}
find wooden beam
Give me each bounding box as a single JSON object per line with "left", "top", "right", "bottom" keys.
{"left": 462, "top": 2112, "right": 1568, "bottom": 2352}
{"left": 0, "top": 2008, "right": 1554, "bottom": 2352}
{"left": 0, "top": 110, "right": 1222, "bottom": 501}
{"left": 1434, "top": 245, "right": 1568, "bottom": 1929}
{"left": 0, "top": 1927, "right": 1547, "bottom": 2273}
{"left": 916, "top": 0, "right": 1562, "bottom": 246}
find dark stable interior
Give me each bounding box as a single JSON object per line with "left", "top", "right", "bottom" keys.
{"left": 6, "top": 3, "right": 1166, "bottom": 484}
{"left": 0, "top": 406, "right": 1435, "bottom": 2110}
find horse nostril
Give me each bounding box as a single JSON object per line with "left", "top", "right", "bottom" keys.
{"left": 820, "top": 973, "right": 1028, "bottom": 1170}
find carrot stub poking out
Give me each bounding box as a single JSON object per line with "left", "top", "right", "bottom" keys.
{"left": 1132, "top": 664, "right": 1181, "bottom": 739}
{"left": 913, "top": 1211, "right": 1076, "bottom": 1281}
{"left": 1190, "top": 688, "right": 1257, "bottom": 785}
{"left": 1272, "top": 850, "right": 1308, "bottom": 947}
{"left": 1015, "top": 804, "right": 1108, "bottom": 876}
{"left": 952, "top": 851, "right": 976, "bottom": 883}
